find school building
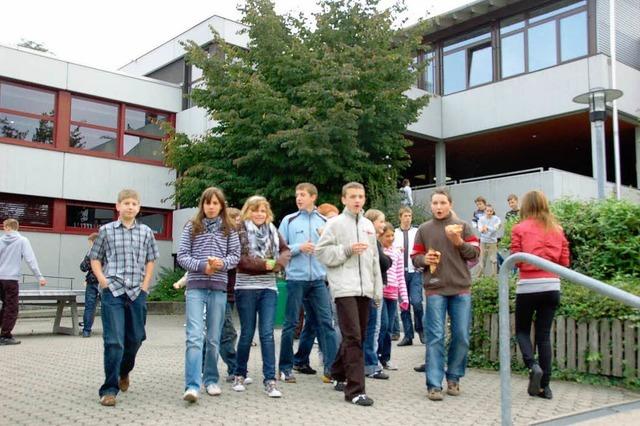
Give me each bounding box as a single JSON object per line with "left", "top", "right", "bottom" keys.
{"left": 1, "top": 0, "right": 639, "bottom": 287}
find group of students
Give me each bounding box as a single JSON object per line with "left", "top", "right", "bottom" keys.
{"left": 0, "top": 182, "right": 570, "bottom": 409}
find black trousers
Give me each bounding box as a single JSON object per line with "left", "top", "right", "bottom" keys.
{"left": 515, "top": 290, "right": 560, "bottom": 388}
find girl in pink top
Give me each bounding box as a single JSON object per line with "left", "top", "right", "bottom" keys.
{"left": 511, "top": 190, "right": 570, "bottom": 400}
{"left": 377, "top": 223, "right": 409, "bottom": 370}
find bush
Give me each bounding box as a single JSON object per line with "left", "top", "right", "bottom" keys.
{"left": 370, "top": 189, "right": 431, "bottom": 227}
{"left": 552, "top": 198, "right": 640, "bottom": 279}
{"left": 148, "top": 267, "right": 186, "bottom": 302}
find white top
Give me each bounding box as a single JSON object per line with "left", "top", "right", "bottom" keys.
{"left": 393, "top": 226, "right": 419, "bottom": 273}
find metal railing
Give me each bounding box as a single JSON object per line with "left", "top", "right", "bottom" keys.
{"left": 459, "top": 167, "right": 544, "bottom": 184}
{"left": 21, "top": 274, "right": 75, "bottom": 290}
{"left": 498, "top": 253, "right": 640, "bottom": 426}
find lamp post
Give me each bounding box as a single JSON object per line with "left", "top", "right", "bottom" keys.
{"left": 573, "top": 87, "right": 623, "bottom": 199}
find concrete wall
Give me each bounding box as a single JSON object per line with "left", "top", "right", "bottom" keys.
{"left": 0, "top": 45, "right": 182, "bottom": 113}
{"left": 175, "top": 107, "right": 217, "bottom": 138}
{"left": 172, "top": 208, "right": 198, "bottom": 254}
{"left": 19, "top": 232, "right": 174, "bottom": 292}
{"left": 413, "top": 168, "right": 640, "bottom": 225}
{"left": 0, "top": 144, "right": 176, "bottom": 209}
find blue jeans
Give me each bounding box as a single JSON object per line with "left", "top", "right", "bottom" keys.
{"left": 99, "top": 289, "right": 147, "bottom": 397}
{"left": 235, "top": 289, "right": 277, "bottom": 383}
{"left": 400, "top": 272, "right": 424, "bottom": 339}
{"left": 83, "top": 283, "right": 100, "bottom": 333}
{"left": 220, "top": 302, "right": 237, "bottom": 377}
{"left": 184, "top": 289, "right": 226, "bottom": 391}
{"left": 295, "top": 295, "right": 341, "bottom": 369}
{"left": 423, "top": 293, "right": 472, "bottom": 390}
{"left": 363, "top": 300, "right": 383, "bottom": 375}
{"left": 280, "top": 280, "right": 337, "bottom": 376}
{"left": 377, "top": 298, "right": 398, "bottom": 364}
{"left": 391, "top": 301, "right": 401, "bottom": 336}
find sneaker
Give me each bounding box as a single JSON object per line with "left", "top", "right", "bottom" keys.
{"left": 383, "top": 361, "right": 398, "bottom": 371}
{"left": 536, "top": 385, "right": 553, "bottom": 400}
{"left": 82, "top": 331, "right": 91, "bottom": 338}
{"left": 119, "top": 375, "right": 130, "bottom": 392}
{"left": 367, "top": 371, "right": 389, "bottom": 380}
{"left": 446, "top": 381, "right": 460, "bottom": 396}
{"left": 293, "top": 364, "right": 317, "bottom": 375}
{"left": 279, "top": 371, "right": 297, "bottom": 383}
{"left": 264, "top": 380, "right": 282, "bottom": 398}
{"left": 244, "top": 377, "right": 253, "bottom": 385}
{"left": 232, "top": 376, "right": 246, "bottom": 392}
{"left": 350, "top": 394, "right": 374, "bottom": 406}
{"left": 397, "top": 337, "right": 413, "bottom": 347}
{"left": 528, "top": 364, "right": 543, "bottom": 396}
{"left": 321, "top": 374, "right": 332, "bottom": 384}
{"left": 206, "top": 384, "right": 222, "bottom": 396}
{"left": 333, "top": 380, "right": 345, "bottom": 392}
{"left": 427, "top": 388, "right": 443, "bottom": 401}
{"left": 99, "top": 394, "right": 116, "bottom": 406}
{"left": 413, "top": 364, "right": 425, "bottom": 372}
{"left": 183, "top": 389, "right": 199, "bottom": 402}
{"left": 0, "top": 336, "right": 21, "bottom": 345}
{"left": 391, "top": 333, "right": 400, "bottom": 341}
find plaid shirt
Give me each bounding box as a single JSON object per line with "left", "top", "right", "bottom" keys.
{"left": 89, "top": 219, "right": 160, "bottom": 301}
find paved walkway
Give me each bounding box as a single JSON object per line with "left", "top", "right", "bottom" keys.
{"left": 1, "top": 315, "right": 638, "bottom": 425}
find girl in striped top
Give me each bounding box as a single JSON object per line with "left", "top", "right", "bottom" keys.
{"left": 177, "top": 187, "right": 240, "bottom": 403}
{"left": 377, "top": 223, "right": 409, "bottom": 370}
{"left": 233, "top": 196, "right": 290, "bottom": 398}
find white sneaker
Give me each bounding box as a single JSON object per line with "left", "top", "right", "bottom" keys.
{"left": 183, "top": 389, "right": 199, "bottom": 402}
{"left": 244, "top": 377, "right": 253, "bottom": 385}
{"left": 206, "top": 383, "right": 222, "bottom": 396}
{"left": 383, "top": 361, "right": 399, "bottom": 371}
{"left": 264, "top": 380, "right": 282, "bottom": 398}
{"left": 231, "top": 376, "right": 246, "bottom": 392}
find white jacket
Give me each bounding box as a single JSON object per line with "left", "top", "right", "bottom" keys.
{"left": 315, "top": 209, "right": 383, "bottom": 303}
{"left": 393, "top": 226, "right": 419, "bottom": 273}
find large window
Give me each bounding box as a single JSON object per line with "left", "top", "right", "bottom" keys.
{"left": 0, "top": 193, "right": 53, "bottom": 228}
{"left": 442, "top": 29, "right": 493, "bottom": 95}
{"left": 0, "top": 82, "right": 55, "bottom": 144}
{"left": 123, "top": 108, "right": 168, "bottom": 162}
{"left": 500, "top": 0, "right": 588, "bottom": 78}
{"left": 423, "top": 51, "right": 436, "bottom": 93}
{"left": 70, "top": 97, "right": 118, "bottom": 154}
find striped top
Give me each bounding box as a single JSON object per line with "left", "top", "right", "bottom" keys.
{"left": 177, "top": 220, "right": 241, "bottom": 291}
{"left": 516, "top": 277, "right": 561, "bottom": 294}
{"left": 382, "top": 246, "right": 409, "bottom": 303}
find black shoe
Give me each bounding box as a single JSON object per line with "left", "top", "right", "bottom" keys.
{"left": 333, "top": 381, "right": 345, "bottom": 392}
{"left": 397, "top": 337, "right": 413, "bottom": 347}
{"left": 536, "top": 386, "right": 553, "bottom": 400}
{"left": 349, "top": 394, "right": 374, "bottom": 406}
{"left": 293, "top": 364, "right": 317, "bottom": 375}
{"left": 367, "top": 371, "right": 389, "bottom": 380}
{"left": 0, "top": 336, "right": 21, "bottom": 345}
{"left": 413, "top": 364, "right": 425, "bottom": 372}
{"left": 527, "top": 364, "right": 543, "bottom": 396}
{"left": 391, "top": 333, "right": 400, "bottom": 341}
{"left": 418, "top": 331, "right": 425, "bottom": 344}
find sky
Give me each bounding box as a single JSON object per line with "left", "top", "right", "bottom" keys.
{"left": 1, "top": 0, "right": 471, "bottom": 71}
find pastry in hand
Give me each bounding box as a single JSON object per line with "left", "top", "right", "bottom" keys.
{"left": 445, "top": 224, "right": 463, "bottom": 235}
{"left": 427, "top": 249, "right": 441, "bottom": 274}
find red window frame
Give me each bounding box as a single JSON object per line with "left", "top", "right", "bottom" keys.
{"left": 68, "top": 95, "right": 120, "bottom": 158}
{"left": 0, "top": 80, "right": 57, "bottom": 147}
{"left": 0, "top": 192, "right": 55, "bottom": 230}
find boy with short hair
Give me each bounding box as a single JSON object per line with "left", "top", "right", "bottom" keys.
{"left": 278, "top": 183, "right": 337, "bottom": 384}
{"left": 471, "top": 196, "right": 487, "bottom": 229}
{"left": 80, "top": 232, "right": 100, "bottom": 338}
{"left": 90, "top": 189, "right": 159, "bottom": 407}
{"left": 0, "top": 218, "right": 47, "bottom": 346}
{"left": 505, "top": 194, "right": 520, "bottom": 221}
{"left": 400, "top": 179, "right": 413, "bottom": 207}
{"left": 478, "top": 205, "right": 501, "bottom": 278}
{"left": 316, "top": 182, "right": 383, "bottom": 407}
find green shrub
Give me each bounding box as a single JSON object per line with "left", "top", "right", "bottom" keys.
{"left": 370, "top": 189, "right": 431, "bottom": 228}
{"left": 148, "top": 267, "right": 186, "bottom": 302}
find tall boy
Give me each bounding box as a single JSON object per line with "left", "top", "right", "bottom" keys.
{"left": 90, "top": 189, "right": 159, "bottom": 406}
{"left": 412, "top": 189, "right": 479, "bottom": 401}
{"left": 393, "top": 207, "right": 423, "bottom": 346}
{"left": 80, "top": 232, "right": 100, "bottom": 337}
{"left": 278, "top": 183, "right": 337, "bottom": 383}
{"left": 316, "top": 182, "right": 383, "bottom": 407}
{"left": 0, "top": 219, "right": 46, "bottom": 345}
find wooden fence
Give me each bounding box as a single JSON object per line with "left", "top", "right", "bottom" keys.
{"left": 472, "top": 314, "right": 640, "bottom": 378}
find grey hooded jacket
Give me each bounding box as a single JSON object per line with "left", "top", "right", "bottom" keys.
{"left": 0, "top": 231, "right": 44, "bottom": 281}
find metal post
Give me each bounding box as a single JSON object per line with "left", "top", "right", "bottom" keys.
{"left": 610, "top": 0, "right": 621, "bottom": 200}
{"left": 593, "top": 119, "right": 607, "bottom": 199}
{"left": 498, "top": 263, "right": 512, "bottom": 426}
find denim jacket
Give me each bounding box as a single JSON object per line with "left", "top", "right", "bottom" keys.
{"left": 278, "top": 209, "right": 327, "bottom": 282}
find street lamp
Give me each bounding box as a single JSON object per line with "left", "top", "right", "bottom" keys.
{"left": 572, "top": 87, "right": 623, "bottom": 199}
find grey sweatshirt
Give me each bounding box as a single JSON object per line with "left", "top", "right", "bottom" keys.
{"left": 0, "top": 231, "right": 44, "bottom": 281}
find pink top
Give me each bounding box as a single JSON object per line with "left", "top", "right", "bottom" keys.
{"left": 383, "top": 246, "right": 408, "bottom": 304}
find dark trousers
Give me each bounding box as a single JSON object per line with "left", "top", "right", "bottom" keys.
{"left": 515, "top": 291, "right": 560, "bottom": 388}
{"left": 0, "top": 280, "right": 19, "bottom": 338}
{"left": 83, "top": 283, "right": 100, "bottom": 333}
{"left": 99, "top": 289, "right": 147, "bottom": 397}
{"left": 331, "top": 296, "right": 370, "bottom": 400}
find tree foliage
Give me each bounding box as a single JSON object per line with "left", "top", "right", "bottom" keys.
{"left": 165, "top": 0, "right": 429, "bottom": 216}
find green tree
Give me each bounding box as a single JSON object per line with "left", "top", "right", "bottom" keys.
{"left": 165, "top": 0, "right": 429, "bottom": 215}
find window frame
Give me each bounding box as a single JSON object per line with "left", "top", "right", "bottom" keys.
{"left": 441, "top": 28, "right": 493, "bottom": 95}
{"left": 0, "top": 192, "right": 55, "bottom": 230}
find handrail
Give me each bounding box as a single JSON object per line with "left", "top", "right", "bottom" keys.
{"left": 459, "top": 167, "right": 544, "bottom": 183}
{"left": 498, "top": 253, "right": 640, "bottom": 426}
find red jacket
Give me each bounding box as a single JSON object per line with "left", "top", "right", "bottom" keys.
{"left": 510, "top": 218, "right": 570, "bottom": 279}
